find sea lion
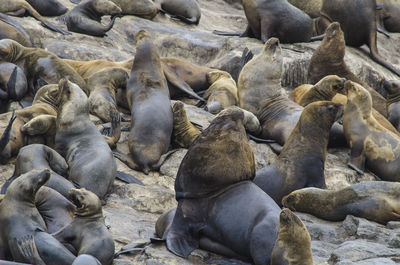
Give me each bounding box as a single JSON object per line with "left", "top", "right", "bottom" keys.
{"left": 307, "top": 22, "right": 388, "bottom": 117}
{"left": 0, "top": 0, "right": 70, "bottom": 34}
{"left": 317, "top": 0, "right": 400, "bottom": 77}
{"left": 217, "top": 106, "right": 262, "bottom": 135}
{"left": 238, "top": 37, "right": 282, "bottom": 115}
{"left": 241, "top": 0, "right": 316, "bottom": 43}
{"left": 203, "top": 70, "right": 238, "bottom": 114}
{"left": 0, "top": 169, "right": 76, "bottom": 264}
{"left": 54, "top": 78, "right": 117, "bottom": 198}
{"left": 88, "top": 67, "right": 128, "bottom": 122}
{"left": 0, "top": 39, "right": 88, "bottom": 95}
{"left": 72, "top": 254, "right": 101, "bottom": 265}
{"left": 114, "top": 30, "right": 173, "bottom": 174}
{"left": 155, "top": 0, "right": 201, "bottom": 24}
{"left": 288, "top": 0, "right": 322, "bottom": 18}
{"left": 109, "top": 0, "right": 158, "bottom": 19}
{"left": 343, "top": 80, "right": 400, "bottom": 180}
{"left": 377, "top": 0, "right": 400, "bottom": 32}
{"left": 171, "top": 101, "right": 201, "bottom": 149}
{"left": 254, "top": 101, "right": 344, "bottom": 205}
{"left": 0, "top": 63, "right": 28, "bottom": 101}
{"left": 282, "top": 181, "right": 400, "bottom": 225}
{"left": 66, "top": 0, "right": 122, "bottom": 37}
{"left": 54, "top": 188, "right": 115, "bottom": 265}
{"left": 271, "top": 209, "right": 313, "bottom": 265}
{"left": 26, "top": 0, "right": 67, "bottom": 16}
{"left": 161, "top": 110, "right": 280, "bottom": 264}
{"left": 384, "top": 79, "right": 400, "bottom": 131}
{"left": 0, "top": 13, "right": 32, "bottom": 47}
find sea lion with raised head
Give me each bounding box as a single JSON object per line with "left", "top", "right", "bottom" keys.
{"left": 54, "top": 78, "right": 117, "bottom": 199}
{"left": 109, "top": 0, "right": 158, "bottom": 19}
{"left": 54, "top": 188, "right": 115, "bottom": 265}
{"left": 0, "top": 169, "right": 76, "bottom": 264}
{"left": 271, "top": 208, "right": 314, "bottom": 265}
{"left": 114, "top": 30, "right": 173, "bottom": 174}
{"left": 254, "top": 101, "right": 344, "bottom": 205}
{"left": 0, "top": 13, "right": 32, "bottom": 47}
{"left": 384, "top": 79, "right": 400, "bottom": 131}
{"left": 155, "top": 0, "right": 201, "bottom": 24}
{"left": 343, "top": 80, "right": 400, "bottom": 180}
{"left": 26, "top": 0, "right": 67, "bottom": 16}
{"left": 282, "top": 181, "right": 400, "bottom": 225}
{"left": 171, "top": 101, "right": 201, "bottom": 149}
{"left": 308, "top": 22, "right": 388, "bottom": 117}
{"left": 66, "top": 0, "right": 122, "bottom": 37}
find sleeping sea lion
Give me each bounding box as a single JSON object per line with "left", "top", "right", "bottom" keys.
{"left": 26, "top": 0, "right": 67, "bottom": 16}
{"left": 109, "top": 0, "right": 158, "bottom": 19}
{"left": 155, "top": 0, "right": 201, "bottom": 24}
{"left": 0, "top": 13, "right": 32, "bottom": 47}
{"left": 288, "top": 0, "right": 322, "bottom": 18}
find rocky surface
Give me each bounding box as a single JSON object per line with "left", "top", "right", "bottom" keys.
{"left": 1, "top": 0, "right": 400, "bottom": 264}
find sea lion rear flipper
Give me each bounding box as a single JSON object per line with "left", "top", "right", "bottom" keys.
{"left": 377, "top": 27, "right": 390, "bottom": 38}
{"left": 114, "top": 248, "right": 144, "bottom": 257}
{"left": 9, "top": 235, "right": 45, "bottom": 265}
{"left": 368, "top": 32, "right": 400, "bottom": 77}
{"left": 348, "top": 143, "right": 366, "bottom": 175}
{"left": 19, "top": 100, "right": 33, "bottom": 108}
{"left": 7, "top": 66, "right": 18, "bottom": 100}
{"left": 24, "top": 5, "right": 71, "bottom": 35}
{"left": 310, "top": 34, "right": 325, "bottom": 41}
{"left": 213, "top": 30, "right": 242, "bottom": 36}
{"left": 171, "top": 15, "right": 198, "bottom": 25}
{"left": 0, "top": 171, "right": 18, "bottom": 194}
{"left": 247, "top": 134, "right": 276, "bottom": 143}
{"left": 154, "top": 149, "right": 178, "bottom": 170}
{"left": 113, "top": 151, "right": 140, "bottom": 171}
{"left": 116, "top": 171, "right": 144, "bottom": 185}
{"left": 0, "top": 110, "right": 17, "bottom": 154}
{"left": 268, "top": 143, "right": 283, "bottom": 155}
{"left": 163, "top": 64, "right": 205, "bottom": 102}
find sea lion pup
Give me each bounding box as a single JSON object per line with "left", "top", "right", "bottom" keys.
{"left": 271, "top": 209, "right": 313, "bottom": 265}
{"left": 114, "top": 30, "right": 173, "bottom": 174}
{"left": 109, "top": 0, "right": 158, "bottom": 19}
{"left": 288, "top": 0, "right": 322, "bottom": 18}
{"left": 0, "top": 0, "right": 70, "bottom": 35}
{"left": 88, "top": 67, "right": 128, "bottom": 122}
{"left": 254, "top": 101, "right": 344, "bottom": 206}
{"left": 0, "top": 169, "right": 76, "bottom": 265}
{"left": 54, "top": 78, "right": 117, "bottom": 199}
{"left": 54, "top": 188, "right": 114, "bottom": 265}
{"left": 384, "top": 79, "right": 400, "bottom": 131}
{"left": 238, "top": 37, "right": 282, "bottom": 115}
{"left": 308, "top": 22, "right": 388, "bottom": 117}
{"left": 0, "top": 39, "right": 88, "bottom": 94}
{"left": 203, "top": 70, "right": 238, "bottom": 114}
{"left": 26, "top": 0, "right": 68, "bottom": 16}
{"left": 155, "top": 0, "right": 201, "bottom": 24}
{"left": 318, "top": 0, "right": 400, "bottom": 77}
{"left": 377, "top": 0, "right": 400, "bottom": 32}
{"left": 171, "top": 101, "right": 201, "bottom": 149}
{"left": 160, "top": 110, "right": 280, "bottom": 264}
{"left": 283, "top": 181, "right": 400, "bottom": 225}
{"left": 0, "top": 13, "right": 32, "bottom": 47}
{"left": 66, "top": 0, "right": 122, "bottom": 37}
{"left": 1, "top": 144, "right": 74, "bottom": 198}
{"left": 343, "top": 80, "right": 400, "bottom": 180}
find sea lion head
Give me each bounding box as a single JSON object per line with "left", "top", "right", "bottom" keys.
{"left": 345, "top": 80, "right": 372, "bottom": 119}
{"left": 217, "top": 106, "right": 261, "bottom": 135}
{"left": 6, "top": 169, "right": 50, "bottom": 202}
{"left": 279, "top": 208, "right": 303, "bottom": 228}
{"left": 321, "top": 22, "right": 345, "bottom": 58}
{"left": 93, "top": 0, "right": 122, "bottom": 16}
{"left": 32, "top": 84, "right": 59, "bottom": 107}
{"left": 55, "top": 78, "right": 89, "bottom": 116}
{"left": 301, "top": 101, "right": 344, "bottom": 129}
{"left": 263, "top": 37, "right": 281, "bottom": 62}
{"left": 69, "top": 188, "right": 103, "bottom": 218}
{"left": 134, "top": 30, "right": 151, "bottom": 45}
{"left": 206, "top": 70, "right": 231, "bottom": 84}
{"left": 383, "top": 80, "right": 400, "bottom": 96}
{"left": 0, "top": 39, "right": 25, "bottom": 62}
{"left": 316, "top": 75, "right": 346, "bottom": 96}
{"left": 282, "top": 192, "right": 302, "bottom": 211}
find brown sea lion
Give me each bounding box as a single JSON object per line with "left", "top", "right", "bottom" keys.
{"left": 171, "top": 101, "right": 201, "bottom": 149}
{"left": 0, "top": 39, "right": 88, "bottom": 94}
{"left": 288, "top": 0, "right": 322, "bottom": 18}
{"left": 160, "top": 109, "right": 281, "bottom": 264}
{"left": 203, "top": 70, "right": 238, "bottom": 114}
{"left": 217, "top": 106, "right": 262, "bottom": 135}
{"left": 307, "top": 22, "right": 388, "bottom": 117}
{"left": 54, "top": 188, "right": 114, "bottom": 265}
{"left": 54, "top": 78, "right": 117, "bottom": 199}
{"left": 109, "top": 0, "right": 158, "bottom": 19}
{"left": 0, "top": 13, "right": 32, "bottom": 47}
{"left": 155, "top": 0, "right": 201, "bottom": 24}
{"left": 114, "top": 30, "right": 173, "bottom": 174}
{"left": 317, "top": 0, "right": 400, "bottom": 76}
{"left": 254, "top": 101, "right": 344, "bottom": 206}
{"left": 0, "top": 0, "right": 70, "bottom": 34}
{"left": 384, "top": 79, "right": 400, "bottom": 131}
{"left": 0, "top": 169, "right": 76, "bottom": 264}
{"left": 66, "top": 0, "right": 122, "bottom": 37}
{"left": 282, "top": 181, "right": 400, "bottom": 224}
{"left": 26, "top": 0, "right": 67, "bottom": 16}
{"left": 343, "top": 80, "right": 400, "bottom": 180}
{"left": 377, "top": 0, "right": 400, "bottom": 32}
{"left": 271, "top": 209, "right": 314, "bottom": 265}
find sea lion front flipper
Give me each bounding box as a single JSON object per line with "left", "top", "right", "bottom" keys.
{"left": 153, "top": 149, "right": 178, "bottom": 170}
{"left": 0, "top": 110, "right": 17, "bottom": 154}
{"left": 212, "top": 30, "right": 242, "bottom": 36}
{"left": 113, "top": 248, "right": 144, "bottom": 257}
{"left": 116, "top": 171, "right": 144, "bottom": 185}
{"left": 170, "top": 15, "right": 198, "bottom": 25}
{"left": 43, "top": 145, "right": 69, "bottom": 177}
{"left": 9, "top": 235, "right": 45, "bottom": 265}
{"left": 7, "top": 66, "right": 18, "bottom": 100}
{"left": 21, "top": 115, "right": 56, "bottom": 135}
{"left": 377, "top": 27, "right": 390, "bottom": 38}
{"left": 103, "top": 111, "right": 121, "bottom": 149}
{"left": 24, "top": 5, "right": 71, "bottom": 35}
{"left": 0, "top": 171, "right": 18, "bottom": 194}
{"left": 247, "top": 134, "right": 276, "bottom": 143}
{"left": 348, "top": 144, "right": 366, "bottom": 175}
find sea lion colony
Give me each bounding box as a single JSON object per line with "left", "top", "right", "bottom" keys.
{"left": 1, "top": 0, "right": 400, "bottom": 264}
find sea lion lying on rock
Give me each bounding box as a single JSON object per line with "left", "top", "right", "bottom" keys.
{"left": 154, "top": 0, "right": 201, "bottom": 24}
{"left": 26, "top": 0, "right": 68, "bottom": 16}
{"left": 0, "top": 13, "right": 32, "bottom": 47}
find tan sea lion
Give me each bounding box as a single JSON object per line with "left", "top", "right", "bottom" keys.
{"left": 282, "top": 181, "right": 400, "bottom": 224}
{"left": 384, "top": 79, "right": 400, "bottom": 131}
{"left": 254, "top": 101, "right": 344, "bottom": 205}
{"left": 155, "top": 0, "right": 201, "bottom": 24}
{"left": 66, "top": 0, "right": 122, "bottom": 37}
{"left": 203, "top": 70, "right": 238, "bottom": 114}
{"left": 54, "top": 188, "right": 114, "bottom": 265}
{"left": 171, "top": 101, "right": 201, "bottom": 149}
{"left": 288, "top": 0, "right": 322, "bottom": 18}
{"left": 307, "top": 22, "right": 388, "bottom": 117}
{"left": 343, "top": 80, "right": 400, "bottom": 180}
{"left": 217, "top": 106, "right": 262, "bottom": 135}
{"left": 0, "top": 13, "right": 32, "bottom": 47}
{"left": 0, "top": 0, "right": 70, "bottom": 34}
{"left": 109, "top": 0, "right": 158, "bottom": 19}
{"left": 271, "top": 208, "right": 314, "bottom": 265}
{"left": 113, "top": 30, "right": 173, "bottom": 174}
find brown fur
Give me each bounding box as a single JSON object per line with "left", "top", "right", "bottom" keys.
{"left": 172, "top": 101, "right": 200, "bottom": 149}
{"left": 288, "top": 0, "right": 322, "bottom": 18}
{"left": 384, "top": 80, "right": 400, "bottom": 131}
{"left": 109, "top": 0, "right": 158, "bottom": 19}
{"left": 0, "top": 17, "right": 32, "bottom": 47}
